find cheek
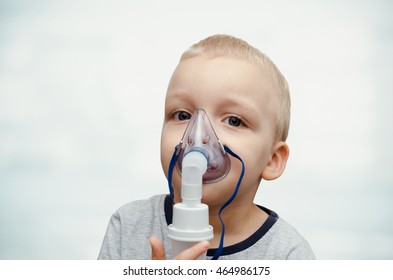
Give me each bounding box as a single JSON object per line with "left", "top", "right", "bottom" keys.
{"left": 160, "top": 135, "right": 182, "bottom": 194}
{"left": 237, "top": 146, "right": 271, "bottom": 182}
{"left": 160, "top": 136, "right": 172, "bottom": 178}
{"left": 160, "top": 125, "right": 183, "bottom": 180}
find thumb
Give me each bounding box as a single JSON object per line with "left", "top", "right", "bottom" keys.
{"left": 174, "top": 240, "right": 210, "bottom": 260}
{"left": 149, "top": 236, "right": 166, "bottom": 260}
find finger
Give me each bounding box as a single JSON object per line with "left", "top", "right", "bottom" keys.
{"left": 149, "top": 236, "right": 166, "bottom": 260}
{"left": 174, "top": 240, "right": 210, "bottom": 260}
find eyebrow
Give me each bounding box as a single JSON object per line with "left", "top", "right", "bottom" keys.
{"left": 165, "top": 89, "right": 194, "bottom": 101}
{"left": 165, "top": 90, "right": 261, "bottom": 119}
{"left": 219, "top": 95, "right": 260, "bottom": 116}
{"left": 165, "top": 92, "right": 187, "bottom": 103}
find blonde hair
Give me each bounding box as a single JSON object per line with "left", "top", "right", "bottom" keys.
{"left": 180, "top": 34, "right": 291, "bottom": 142}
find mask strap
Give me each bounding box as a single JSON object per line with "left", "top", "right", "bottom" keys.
{"left": 167, "top": 145, "right": 180, "bottom": 204}
{"left": 211, "top": 145, "right": 245, "bottom": 260}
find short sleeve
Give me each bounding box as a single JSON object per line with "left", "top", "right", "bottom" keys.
{"left": 98, "top": 212, "right": 122, "bottom": 259}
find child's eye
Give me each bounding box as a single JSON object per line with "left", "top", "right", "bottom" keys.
{"left": 225, "top": 116, "right": 243, "bottom": 127}
{"left": 173, "top": 110, "right": 192, "bottom": 121}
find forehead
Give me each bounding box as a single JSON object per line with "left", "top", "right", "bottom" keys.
{"left": 166, "top": 55, "right": 275, "bottom": 110}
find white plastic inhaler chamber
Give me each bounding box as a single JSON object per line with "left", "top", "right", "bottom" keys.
{"left": 167, "top": 109, "right": 230, "bottom": 259}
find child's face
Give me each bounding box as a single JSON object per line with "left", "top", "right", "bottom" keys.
{"left": 161, "top": 54, "right": 280, "bottom": 206}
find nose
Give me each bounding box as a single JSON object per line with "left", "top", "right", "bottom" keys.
{"left": 175, "top": 108, "right": 230, "bottom": 184}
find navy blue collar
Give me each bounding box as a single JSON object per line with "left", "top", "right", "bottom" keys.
{"left": 164, "top": 194, "right": 278, "bottom": 257}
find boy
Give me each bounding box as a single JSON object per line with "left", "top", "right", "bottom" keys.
{"left": 98, "top": 34, "right": 315, "bottom": 260}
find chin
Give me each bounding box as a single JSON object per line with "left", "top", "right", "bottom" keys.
{"left": 201, "top": 184, "right": 234, "bottom": 207}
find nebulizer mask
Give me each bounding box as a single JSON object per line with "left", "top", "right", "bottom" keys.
{"left": 167, "top": 109, "right": 245, "bottom": 260}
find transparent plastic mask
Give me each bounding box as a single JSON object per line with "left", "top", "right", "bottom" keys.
{"left": 175, "top": 109, "right": 230, "bottom": 183}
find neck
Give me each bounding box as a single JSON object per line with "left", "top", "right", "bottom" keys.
{"left": 207, "top": 199, "right": 268, "bottom": 248}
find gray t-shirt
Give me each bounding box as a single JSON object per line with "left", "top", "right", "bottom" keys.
{"left": 98, "top": 194, "right": 315, "bottom": 260}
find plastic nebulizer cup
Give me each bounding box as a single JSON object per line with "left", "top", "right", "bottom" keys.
{"left": 168, "top": 202, "right": 213, "bottom": 260}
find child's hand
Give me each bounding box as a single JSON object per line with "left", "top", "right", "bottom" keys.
{"left": 149, "top": 236, "right": 210, "bottom": 260}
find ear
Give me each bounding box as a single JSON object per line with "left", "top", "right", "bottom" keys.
{"left": 261, "top": 141, "right": 290, "bottom": 181}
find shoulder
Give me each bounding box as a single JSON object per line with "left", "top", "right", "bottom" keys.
{"left": 98, "top": 194, "right": 169, "bottom": 260}
{"left": 264, "top": 217, "right": 315, "bottom": 259}
{"left": 207, "top": 206, "right": 315, "bottom": 260}
{"left": 113, "top": 194, "right": 166, "bottom": 219}
{"left": 108, "top": 194, "right": 168, "bottom": 232}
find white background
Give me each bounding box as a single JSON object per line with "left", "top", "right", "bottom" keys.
{"left": 0, "top": 0, "right": 392, "bottom": 259}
